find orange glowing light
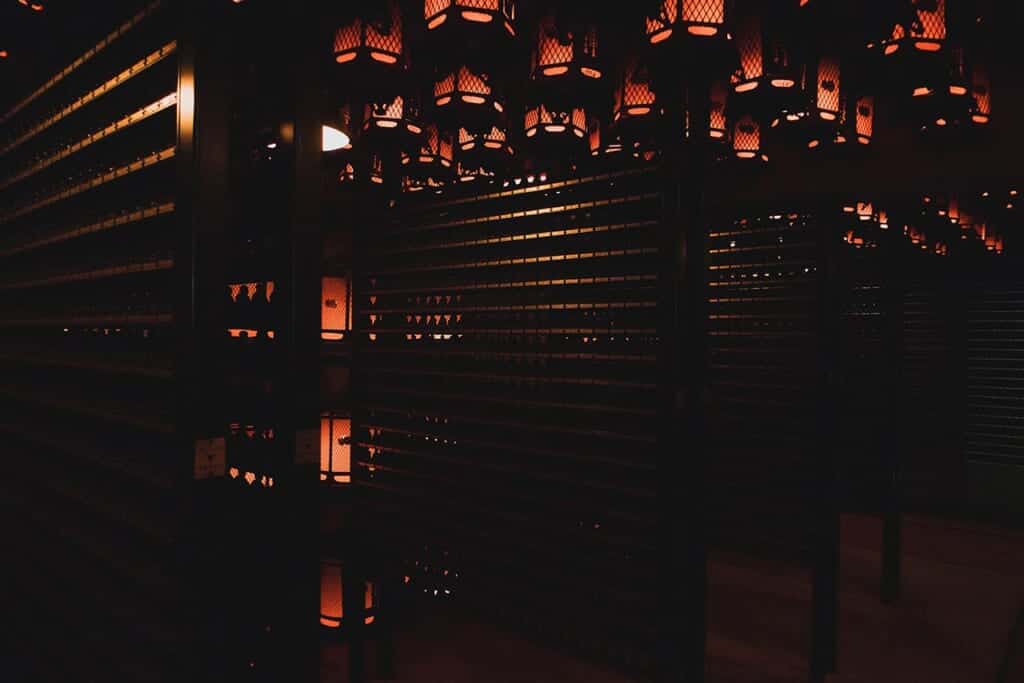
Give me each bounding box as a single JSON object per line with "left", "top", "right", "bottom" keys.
{"left": 322, "top": 275, "right": 351, "bottom": 341}
{"left": 334, "top": 2, "right": 404, "bottom": 66}
{"left": 913, "top": 87, "right": 932, "bottom": 97}
{"left": 949, "top": 85, "right": 968, "bottom": 96}
{"left": 462, "top": 10, "right": 493, "bottom": 22}
{"left": 542, "top": 66, "right": 569, "bottom": 76}
{"left": 771, "top": 79, "right": 795, "bottom": 88}
{"left": 647, "top": 0, "right": 724, "bottom": 43}
{"left": 321, "top": 415, "right": 352, "bottom": 484}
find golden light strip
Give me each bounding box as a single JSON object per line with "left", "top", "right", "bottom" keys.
{"left": 0, "top": 257, "right": 173, "bottom": 291}
{"left": 407, "top": 193, "right": 660, "bottom": 233}
{"left": 0, "top": 93, "right": 177, "bottom": 190}
{"left": 0, "top": 0, "right": 165, "bottom": 125}
{"left": 378, "top": 220, "right": 657, "bottom": 255}
{"left": 0, "top": 147, "right": 175, "bottom": 224}
{"left": 403, "top": 167, "right": 653, "bottom": 211}
{"left": 372, "top": 247, "right": 658, "bottom": 275}
{"left": 0, "top": 41, "right": 178, "bottom": 157}
{"left": 0, "top": 201, "right": 175, "bottom": 257}
{"left": 366, "top": 274, "right": 658, "bottom": 296}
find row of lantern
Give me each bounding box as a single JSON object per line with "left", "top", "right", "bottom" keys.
{"left": 839, "top": 194, "right": 1007, "bottom": 255}
{"left": 326, "top": 1, "right": 993, "bottom": 189}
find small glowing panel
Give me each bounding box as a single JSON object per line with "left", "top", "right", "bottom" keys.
{"left": 322, "top": 276, "right": 351, "bottom": 340}
{"left": 320, "top": 416, "right": 352, "bottom": 483}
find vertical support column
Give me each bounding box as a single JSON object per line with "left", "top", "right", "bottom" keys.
{"left": 655, "top": 74, "right": 707, "bottom": 683}
{"left": 276, "top": 3, "right": 326, "bottom": 680}
{"left": 173, "top": 0, "right": 231, "bottom": 678}
{"left": 810, "top": 205, "right": 841, "bottom": 683}
{"left": 880, "top": 229, "right": 904, "bottom": 604}
{"left": 346, "top": 175, "right": 370, "bottom": 683}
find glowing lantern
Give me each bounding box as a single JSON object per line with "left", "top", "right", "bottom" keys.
{"left": 401, "top": 123, "right": 454, "bottom": 190}
{"left": 456, "top": 160, "right": 496, "bottom": 183}
{"left": 320, "top": 560, "right": 376, "bottom": 629}
{"left": 733, "top": 114, "right": 766, "bottom": 162}
{"left": 424, "top": 0, "right": 517, "bottom": 37}
{"left": 613, "top": 58, "right": 657, "bottom": 123}
{"left": 524, "top": 105, "right": 587, "bottom": 141}
{"left": 970, "top": 64, "right": 991, "bottom": 124}
{"left": 882, "top": 0, "right": 946, "bottom": 56}
{"left": 320, "top": 414, "right": 351, "bottom": 483}
{"left": 339, "top": 154, "right": 386, "bottom": 186}
{"left": 434, "top": 65, "right": 506, "bottom": 135}
{"left": 333, "top": 1, "right": 406, "bottom": 100}
{"left": 813, "top": 56, "right": 842, "bottom": 122}
{"left": 363, "top": 95, "right": 426, "bottom": 149}
{"left": 646, "top": 0, "right": 728, "bottom": 44}
{"left": 322, "top": 275, "right": 352, "bottom": 342}
{"left": 458, "top": 125, "right": 511, "bottom": 154}
{"left": 531, "top": 14, "right": 602, "bottom": 84}
{"left": 731, "top": 11, "right": 798, "bottom": 96}
{"left": 709, "top": 81, "right": 729, "bottom": 140}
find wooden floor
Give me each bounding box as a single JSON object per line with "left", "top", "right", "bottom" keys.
{"left": 322, "top": 514, "right": 1024, "bottom": 682}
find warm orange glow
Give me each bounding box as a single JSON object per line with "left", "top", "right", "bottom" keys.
{"left": 321, "top": 416, "right": 352, "bottom": 483}
{"left": 614, "top": 59, "right": 656, "bottom": 122}
{"left": 462, "top": 94, "right": 486, "bottom": 104}
{"left": 771, "top": 79, "right": 795, "bottom": 88}
{"left": 461, "top": 10, "right": 493, "bottom": 22}
{"left": 884, "top": 44, "right": 900, "bottom": 55}
{"left": 735, "top": 14, "right": 763, "bottom": 85}
{"left": 735, "top": 82, "right": 759, "bottom": 93}
{"left": 971, "top": 65, "right": 991, "bottom": 124}
{"left": 709, "top": 81, "right": 727, "bottom": 140}
{"left": 427, "top": 14, "right": 447, "bottom": 29}
{"left": 913, "top": 86, "right": 932, "bottom": 97}
{"left": 733, "top": 116, "right": 761, "bottom": 160}
{"left": 0, "top": 50, "right": 7, "bottom": 59}
{"left": 855, "top": 96, "right": 874, "bottom": 142}
{"left": 321, "top": 561, "right": 343, "bottom": 627}
{"left": 335, "top": 2, "right": 404, "bottom": 66}
{"left": 376, "top": 120, "right": 399, "bottom": 128}
{"left": 542, "top": 66, "right": 569, "bottom": 76}
{"left": 914, "top": 40, "right": 941, "bottom": 52}
{"left": 808, "top": 140, "right": 820, "bottom": 148}
{"left": 582, "top": 67, "right": 601, "bottom": 79}
{"left": 322, "top": 275, "right": 351, "bottom": 340}
{"left": 647, "top": 0, "right": 724, "bottom": 43}
{"left": 649, "top": 28, "right": 673, "bottom": 44}
{"left": 816, "top": 57, "right": 841, "bottom": 119}
{"left": 949, "top": 85, "right": 968, "bottom": 96}
{"left": 935, "top": 118, "right": 947, "bottom": 126}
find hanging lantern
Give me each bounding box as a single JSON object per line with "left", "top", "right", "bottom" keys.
{"left": 363, "top": 95, "right": 426, "bottom": 151}
{"left": 401, "top": 123, "right": 454, "bottom": 188}
{"left": 881, "top": 0, "right": 946, "bottom": 56}
{"left": 709, "top": 80, "right": 729, "bottom": 141}
{"left": 458, "top": 124, "right": 512, "bottom": 155}
{"left": 646, "top": 0, "right": 728, "bottom": 43}
{"left": 320, "top": 414, "right": 352, "bottom": 483}
{"left": 333, "top": 2, "right": 407, "bottom": 99}
{"left": 587, "top": 116, "right": 626, "bottom": 157}
{"left": 611, "top": 57, "right": 661, "bottom": 158}
{"left": 530, "top": 13, "right": 602, "bottom": 109}
{"left": 322, "top": 275, "right": 352, "bottom": 342}
{"left": 524, "top": 104, "right": 587, "bottom": 141}
{"left": 320, "top": 560, "right": 376, "bottom": 629}
{"left": 338, "top": 153, "right": 386, "bottom": 186}
{"left": 813, "top": 56, "right": 842, "bottom": 122}
{"left": 731, "top": 8, "right": 801, "bottom": 113}
{"left": 970, "top": 62, "right": 991, "bottom": 125}
{"left": 456, "top": 159, "right": 497, "bottom": 183}
{"left": 425, "top": 0, "right": 516, "bottom": 34}
{"left": 732, "top": 114, "right": 766, "bottom": 162}
{"left": 434, "top": 65, "right": 506, "bottom": 134}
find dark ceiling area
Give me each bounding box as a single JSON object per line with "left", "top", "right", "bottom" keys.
{"left": 0, "top": 0, "right": 148, "bottom": 114}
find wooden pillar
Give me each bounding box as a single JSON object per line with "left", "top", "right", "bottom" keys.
{"left": 880, "top": 228, "right": 905, "bottom": 604}
{"left": 656, "top": 73, "right": 708, "bottom": 683}
{"left": 173, "top": 0, "right": 231, "bottom": 678}
{"left": 279, "top": 2, "right": 327, "bottom": 680}
{"left": 810, "top": 203, "right": 841, "bottom": 683}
